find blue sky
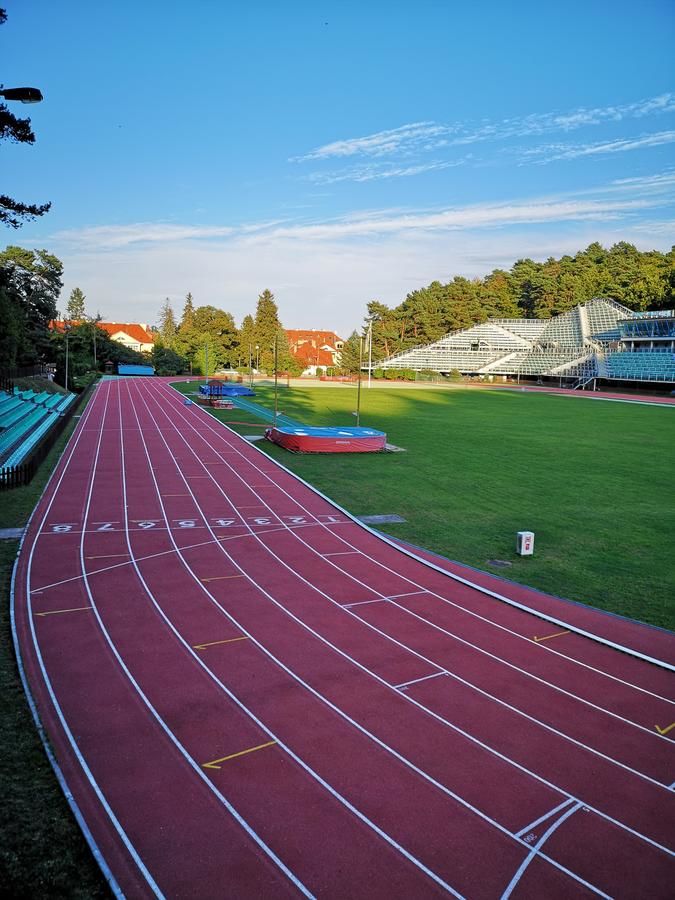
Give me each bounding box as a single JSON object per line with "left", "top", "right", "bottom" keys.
{"left": 4, "top": 0, "right": 675, "bottom": 336}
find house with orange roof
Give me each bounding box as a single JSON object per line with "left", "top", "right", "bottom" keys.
{"left": 286, "top": 329, "right": 343, "bottom": 375}
{"left": 51, "top": 321, "right": 155, "bottom": 353}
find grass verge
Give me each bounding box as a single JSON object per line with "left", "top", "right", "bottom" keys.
{"left": 172, "top": 381, "right": 675, "bottom": 630}
{"left": 0, "top": 399, "right": 108, "bottom": 897}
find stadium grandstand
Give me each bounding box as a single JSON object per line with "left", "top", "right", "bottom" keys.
{"left": 376, "top": 298, "right": 675, "bottom": 385}
{"left": 0, "top": 387, "right": 76, "bottom": 479}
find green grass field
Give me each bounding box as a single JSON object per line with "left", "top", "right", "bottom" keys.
{"left": 174, "top": 382, "right": 675, "bottom": 630}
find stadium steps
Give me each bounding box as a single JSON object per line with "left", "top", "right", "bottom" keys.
{"left": 477, "top": 350, "right": 524, "bottom": 374}
{"left": 2, "top": 410, "right": 60, "bottom": 468}
{"left": 0, "top": 408, "right": 50, "bottom": 461}
{"left": 0, "top": 403, "right": 33, "bottom": 431}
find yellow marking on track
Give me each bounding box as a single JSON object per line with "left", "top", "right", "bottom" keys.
{"left": 201, "top": 574, "right": 245, "bottom": 583}
{"left": 86, "top": 554, "right": 129, "bottom": 559}
{"left": 35, "top": 606, "right": 92, "bottom": 617}
{"left": 193, "top": 636, "right": 249, "bottom": 650}
{"left": 533, "top": 629, "right": 571, "bottom": 643}
{"left": 655, "top": 723, "right": 675, "bottom": 736}
{"left": 202, "top": 740, "right": 277, "bottom": 770}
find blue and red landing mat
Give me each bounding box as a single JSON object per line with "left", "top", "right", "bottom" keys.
{"left": 199, "top": 383, "right": 255, "bottom": 397}
{"left": 266, "top": 424, "right": 387, "bottom": 453}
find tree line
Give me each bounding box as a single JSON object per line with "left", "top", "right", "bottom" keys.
{"left": 155, "top": 289, "right": 302, "bottom": 376}
{"left": 358, "top": 242, "right": 675, "bottom": 364}
{"left": 2, "top": 240, "right": 673, "bottom": 383}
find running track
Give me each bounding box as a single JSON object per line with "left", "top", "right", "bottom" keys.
{"left": 12, "top": 378, "right": 675, "bottom": 899}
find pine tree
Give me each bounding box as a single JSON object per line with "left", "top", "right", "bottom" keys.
{"left": 180, "top": 292, "right": 195, "bottom": 330}
{"left": 66, "top": 287, "right": 86, "bottom": 321}
{"left": 157, "top": 297, "right": 177, "bottom": 345}
{"left": 338, "top": 331, "right": 362, "bottom": 374}
{"left": 238, "top": 314, "right": 256, "bottom": 369}
{"left": 253, "top": 289, "right": 284, "bottom": 372}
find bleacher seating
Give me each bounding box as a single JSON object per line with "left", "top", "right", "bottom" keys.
{"left": 376, "top": 298, "right": 675, "bottom": 384}
{"left": 0, "top": 386, "right": 78, "bottom": 471}
{"left": 604, "top": 351, "right": 675, "bottom": 382}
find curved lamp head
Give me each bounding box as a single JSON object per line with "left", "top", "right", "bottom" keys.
{"left": 0, "top": 86, "right": 43, "bottom": 103}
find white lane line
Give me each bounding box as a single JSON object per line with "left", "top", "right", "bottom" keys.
{"left": 157, "top": 381, "right": 675, "bottom": 860}
{"left": 515, "top": 798, "right": 576, "bottom": 839}
{"left": 501, "top": 804, "right": 602, "bottom": 900}
{"left": 111, "top": 384, "right": 316, "bottom": 899}
{"left": 323, "top": 551, "right": 359, "bottom": 557}
{"left": 156, "top": 387, "right": 674, "bottom": 789}
{"left": 125, "top": 380, "right": 465, "bottom": 898}
{"left": 395, "top": 672, "right": 446, "bottom": 690}
{"left": 342, "top": 598, "right": 386, "bottom": 609}
{"left": 168, "top": 384, "right": 675, "bottom": 728}
{"left": 175, "top": 378, "right": 675, "bottom": 689}
{"left": 167, "top": 380, "right": 675, "bottom": 705}
{"left": 142, "top": 385, "right": 632, "bottom": 891}
{"left": 22, "top": 384, "right": 165, "bottom": 898}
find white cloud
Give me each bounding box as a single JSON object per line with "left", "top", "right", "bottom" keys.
{"left": 42, "top": 173, "right": 674, "bottom": 336}
{"left": 518, "top": 130, "right": 675, "bottom": 164}
{"left": 306, "top": 159, "right": 466, "bottom": 185}
{"left": 292, "top": 122, "right": 451, "bottom": 162}
{"left": 293, "top": 93, "right": 675, "bottom": 164}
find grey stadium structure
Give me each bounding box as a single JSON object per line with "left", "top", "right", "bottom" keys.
{"left": 376, "top": 298, "right": 675, "bottom": 386}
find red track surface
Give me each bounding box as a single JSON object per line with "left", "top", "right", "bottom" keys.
{"left": 12, "top": 379, "right": 675, "bottom": 899}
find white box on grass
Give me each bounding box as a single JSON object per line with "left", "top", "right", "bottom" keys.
{"left": 516, "top": 531, "right": 535, "bottom": 556}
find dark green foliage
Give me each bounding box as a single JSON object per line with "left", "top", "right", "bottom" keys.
{"left": 0, "top": 246, "right": 63, "bottom": 368}
{"left": 66, "top": 287, "right": 86, "bottom": 320}
{"left": 152, "top": 345, "right": 187, "bottom": 375}
{"left": 337, "top": 330, "right": 362, "bottom": 374}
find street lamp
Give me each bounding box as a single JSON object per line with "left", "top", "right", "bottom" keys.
{"left": 255, "top": 344, "right": 260, "bottom": 373}
{"left": 63, "top": 322, "right": 72, "bottom": 391}
{"left": 0, "top": 86, "right": 43, "bottom": 103}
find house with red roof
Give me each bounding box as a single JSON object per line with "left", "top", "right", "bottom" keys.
{"left": 51, "top": 321, "right": 155, "bottom": 353}
{"left": 286, "top": 329, "right": 343, "bottom": 375}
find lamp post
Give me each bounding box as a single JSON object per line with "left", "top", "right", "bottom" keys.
{"left": 63, "top": 322, "right": 71, "bottom": 391}
{"left": 273, "top": 335, "right": 279, "bottom": 427}
{"left": 366, "top": 317, "right": 374, "bottom": 389}
{"left": 0, "top": 86, "right": 43, "bottom": 104}
{"left": 355, "top": 335, "right": 363, "bottom": 426}
{"left": 248, "top": 343, "right": 253, "bottom": 388}
{"left": 255, "top": 344, "right": 260, "bottom": 374}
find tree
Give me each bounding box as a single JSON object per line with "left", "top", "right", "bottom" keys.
{"left": 0, "top": 245, "right": 63, "bottom": 367}
{"left": 253, "top": 289, "right": 285, "bottom": 372}
{"left": 0, "top": 8, "right": 51, "bottom": 228}
{"left": 66, "top": 287, "right": 86, "bottom": 320}
{"left": 157, "top": 297, "right": 177, "bottom": 345}
{"left": 338, "top": 331, "right": 362, "bottom": 374}
{"left": 152, "top": 345, "right": 187, "bottom": 376}
{"left": 180, "top": 292, "right": 195, "bottom": 330}
{"left": 237, "top": 314, "right": 256, "bottom": 368}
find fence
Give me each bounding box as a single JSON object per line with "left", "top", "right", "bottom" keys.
{"left": 0, "top": 364, "right": 47, "bottom": 392}
{"left": 0, "top": 383, "right": 92, "bottom": 491}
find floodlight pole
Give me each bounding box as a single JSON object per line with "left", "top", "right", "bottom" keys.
{"left": 367, "top": 319, "right": 373, "bottom": 389}
{"left": 356, "top": 336, "right": 363, "bottom": 426}
{"left": 64, "top": 322, "right": 71, "bottom": 391}
{"left": 273, "top": 335, "right": 279, "bottom": 427}
{"left": 249, "top": 342, "right": 253, "bottom": 388}
{"left": 204, "top": 343, "right": 209, "bottom": 384}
